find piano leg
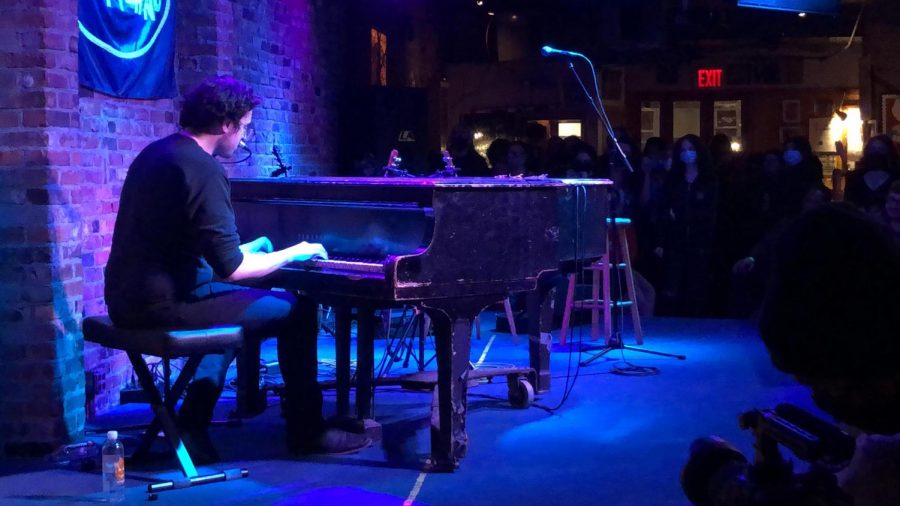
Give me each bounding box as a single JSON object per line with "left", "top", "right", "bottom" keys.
{"left": 355, "top": 308, "right": 378, "bottom": 420}
{"left": 527, "top": 273, "right": 559, "bottom": 394}
{"left": 334, "top": 306, "right": 352, "bottom": 418}
{"left": 423, "top": 296, "right": 496, "bottom": 472}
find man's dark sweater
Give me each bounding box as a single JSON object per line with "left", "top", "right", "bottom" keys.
{"left": 105, "top": 134, "right": 244, "bottom": 320}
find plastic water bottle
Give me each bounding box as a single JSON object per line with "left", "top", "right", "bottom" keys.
{"left": 101, "top": 430, "right": 125, "bottom": 503}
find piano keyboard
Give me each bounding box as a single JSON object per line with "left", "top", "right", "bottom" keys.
{"left": 305, "top": 257, "right": 384, "bottom": 274}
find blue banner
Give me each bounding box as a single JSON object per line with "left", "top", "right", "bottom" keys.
{"left": 78, "top": 0, "right": 176, "bottom": 99}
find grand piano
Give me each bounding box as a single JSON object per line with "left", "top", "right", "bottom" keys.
{"left": 230, "top": 176, "right": 609, "bottom": 470}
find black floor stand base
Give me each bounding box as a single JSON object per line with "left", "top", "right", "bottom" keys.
{"left": 579, "top": 336, "right": 686, "bottom": 366}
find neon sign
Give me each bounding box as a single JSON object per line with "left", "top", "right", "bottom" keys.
{"left": 78, "top": 0, "right": 171, "bottom": 60}
{"left": 105, "top": 0, "right": 162, "bottom": 22}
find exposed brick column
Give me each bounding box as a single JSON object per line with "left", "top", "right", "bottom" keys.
{"left": 0, "top": 0, "right": 85, "bottom": 455}
{"left": 1, "top": 0, "right": 352, "bottom": 454}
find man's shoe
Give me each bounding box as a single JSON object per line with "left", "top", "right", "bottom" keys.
{"left": 289, "top": 428, "right": 372, "bottom": 456}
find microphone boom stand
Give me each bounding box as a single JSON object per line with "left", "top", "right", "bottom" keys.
{"left": 552, "top": 49, "right": 686, "bottom": 365}
{"left": 579, "top": 193, "right": 686, "bottom": 365}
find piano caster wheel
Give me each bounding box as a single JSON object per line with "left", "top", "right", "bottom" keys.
{"left": 508, "top": 377, "right": 534, "bottom": 409}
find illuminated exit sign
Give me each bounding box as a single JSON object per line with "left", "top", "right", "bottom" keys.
{"left": 697, "top": 68, "right": 723, "bottom": 88}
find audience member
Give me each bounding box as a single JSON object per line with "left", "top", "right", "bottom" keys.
{"left": 731, "top": 185, "right": 831, "bottom": 317}
{"left": 523, "top": 121, "right": 549, "bottom": 174}
{"left": 885, "top": 180, "right": 900, "bottom": 239}
{"left": 565, "top": 141, "right": 598, "bottom": 178}
{"left": 759, "top": 203, "right": 900, "bottom": 506}
{"left": 486, "top": 138, "right": 512, "bottom": 175}
{"left": 844, "top": 134, "right": 900, "bottom": 220}
{"left": 448, "top": 124, "right": 490, "bottom": 177}
{"left": 634, "top": 137, "right": 670, "bottom": 290}
{"left": 782, "top": 136, "right": 824, "bottom": 212}
{"left": 654, "top": 134, "right": 718, "bottom": 316}
{"left": 507, "top": 141, "right": 528, "bottom": 175}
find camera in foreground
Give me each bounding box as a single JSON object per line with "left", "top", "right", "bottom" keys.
{"left": 682, "top": 403, "right": 856, "bottom": 506}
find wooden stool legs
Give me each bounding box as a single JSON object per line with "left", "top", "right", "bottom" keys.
{"left": 558, "top": 222, "right": 642, "bottom": 346}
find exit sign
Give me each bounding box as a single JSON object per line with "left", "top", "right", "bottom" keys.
{"left": 698, "top": 68, "right": 723, "bottom": 88}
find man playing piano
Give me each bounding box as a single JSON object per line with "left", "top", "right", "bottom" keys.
{"left": 104, "top": 76, "right": 371, "bottom": 460}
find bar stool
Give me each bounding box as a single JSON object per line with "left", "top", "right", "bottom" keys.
{"left": 82, "top": 316, "right": 249, "bottom": 494}
{"left": 558, "top": 217, "right": 643, "bottom": 345}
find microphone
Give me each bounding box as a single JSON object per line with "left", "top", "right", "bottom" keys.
{"left": 540, "top": 45, "right": 584, "bottom": 59}
{"left": 271, "top": 145, "right": 291, "bottom": 177}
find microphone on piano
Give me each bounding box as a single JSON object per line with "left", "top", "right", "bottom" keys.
{"left": 383, "top": 149, "right": 413, "bottom": 177}
{"left": 271, "top": 145, "right": 291, "bottom": 177}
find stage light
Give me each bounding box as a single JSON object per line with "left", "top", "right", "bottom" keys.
{"left": 488, "top": 11, "right": 495, "bottom": 16}
{"left": 731, "top": 141, "right": 742, "bottom": 152}
{"left": 476, "top": 0, "right": 483, "bottom": 6}
{"left": 798, "top": 12, "right": 807, "bottom": 18}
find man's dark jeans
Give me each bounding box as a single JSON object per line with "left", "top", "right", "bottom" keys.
{"left": 108, "top": 282, "right": 324, "bottom": 438}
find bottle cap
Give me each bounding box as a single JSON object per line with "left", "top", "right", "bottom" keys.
{"left": 107, "top": 430, "right": 118, "bottom": 441}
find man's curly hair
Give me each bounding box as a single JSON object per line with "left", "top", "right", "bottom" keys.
{"left": 179, "top": 76, "right": 261, "bottom": 134}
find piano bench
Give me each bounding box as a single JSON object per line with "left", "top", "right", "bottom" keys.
{"left": 82, "top": 316, "right": 244, "bottom": 479}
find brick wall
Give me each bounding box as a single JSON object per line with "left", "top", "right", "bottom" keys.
{"left": 0, "top": 0, "right": 86, "bottom": 455}
{"left": 1, "top": 0, "right": 348, "bottom": 454}
{"left": 227, "top": 0, "right": 347, "bottom": 178}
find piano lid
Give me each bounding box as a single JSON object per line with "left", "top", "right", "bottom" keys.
{"left": 231, "top": 176, "right": 611, "bottom": 188}
{"left": 230, "top": 176, "right": 611, "bottom": 208}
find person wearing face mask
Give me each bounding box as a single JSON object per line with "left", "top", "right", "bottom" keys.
{"left": 844, "top": 135, "right": 900, "bottom": 220}
{"left": 782, "top": 136, "right": 824, "bottom": 213}
{"left": 653, "top": 134, "right": 719, "bottom": 316}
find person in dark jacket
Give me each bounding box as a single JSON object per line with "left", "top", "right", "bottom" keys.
{"left": 104, "top": 76, "right": 370, "bottom": 459}
{"left": 447, "top": 125, "right": 490, "bottom": 177}
{"left": 782, "top": 136, "right": 823, "bottom": 213}
{"left": 759, "top": 203, "right": 900, "bottom": 506}
{"left": 844, "top": 134, "right": 900, "bottom": 220}
{"left": 654, "top": 134, "right": 718, "bottom": 316}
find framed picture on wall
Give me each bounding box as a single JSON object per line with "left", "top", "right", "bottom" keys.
{"left": 882, "top": 95, "right": 900, "bottom": 144}
{"left": 782, "top": 100, "right": 801, "bottom": 123}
